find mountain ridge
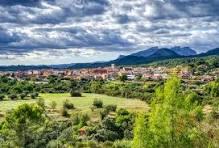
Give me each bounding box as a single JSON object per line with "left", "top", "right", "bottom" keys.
{"left": 0, "top": 47, "right": 219, "bottom": 71}
{"left": 130, "top": 46, "right": 196, "bottom": 58}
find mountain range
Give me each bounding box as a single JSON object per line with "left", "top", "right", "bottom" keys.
{"left": 68, "top": 47, "right": 219, "bottom": 69}
{"left": 0, "top": 47, "right": 219, "bottom": 71}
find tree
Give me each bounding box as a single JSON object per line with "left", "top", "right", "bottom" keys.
{"left": 70, "top": 80, "right": 79, "bottom": 90}
{"left": 93, "top": 99, "right": 103, "bottom": 108}
{"left": 20, "top": 93, "right": 27, "bottom": 100}
{"left": 63, "top": 99, "right": 75, "bottom": 109}
{"left": 0, "top": 94, "right": 5, "bottom": 101}
{"left": 133, "top": 77, "right": 207, "bottom": 148}
{"left": 70, "top": 90, "right": 82, "bottom": 97}
{"left": 1, "top": 104, "right": 46, "bottom": 147}
{"left": 8, "top": 94, "right": 18, "bottom": 100}
{"left": 119, "top": 75, "right": 128, "bottom": 82}
{"left": 30, "top": 92, "right": 39, "bottom": 99}
{"left": 90, "top": 80, "right": 104, "bottom": 94}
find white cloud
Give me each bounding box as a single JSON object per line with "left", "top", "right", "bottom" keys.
{"left": 0, "top": 0, "right": 219, "bottom": 65}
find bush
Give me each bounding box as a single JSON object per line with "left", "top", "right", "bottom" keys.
{"left": 50, "top": 101, "right": 57, "bottom": 110}
{"left": 30, "top": 92, "right": 39, "bottom": 99}
{"left": 100, "top": 109, "right": 110, "bottom": 120}
{"left": 62, "top": 108, "right": 70, "bottom": 117}
{"left": 80, "top": 114, "right": 90, "bottom": 127}
{"left": 37, "top": 98, "right": 45, "bottom": 110}
{"left": 8, "top": 94, "right": 18, "bottom": 100}
{"left": 63, "top": 100, "right": 75, "bottom": 109}
{"left": 20, "top": 93, "right": 27, "bottom": 100}
{"left": 70, "top": 90, "right": 82, "bottom": 97}
{"left": 100, "top": 105, "right": 117, "bottom": 120}
{"left": 93, "top": 99, "right": 103, "bottom": 108}
{"left": 0, "top": 94, "right": 5, "bottom": 101}
{"left": 105, "top": 105, "right": 117, "bottom": 112}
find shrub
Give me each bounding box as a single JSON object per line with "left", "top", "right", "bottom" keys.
{"left": 100, "top": 109, "right": 110, "bottom": 120}
{"left": 8, "top": 94, "right": 18, "bottom": 100}
{"left": 117, "top": 108, "right": 129, "bottom": 116}
{"left": 62, "top": 108, "right": 70, "bottom": 117}
{"left": 80, "top": 114, "right": 90, "bottom": 127}
{"left": 100, "top": 105, "right": 117, "bottom": 120}
{"left": 30, "top": 92, "right": 39, "bottom": 99}
{"left": 50, "top": 101, "right": 57, "bottom": 110}
{"left": 37, "top": 98, "right": 46, "bottom": 110}
{"left": 20, "top": 93, "right": 27, "bottom": 100}
{"left": 0, "top": 94, "right": 5, "bottom": 101}
{"left": 70, "top": 90, "right": 82, "bottom": 97}
{"left": 105, "top": 105, "right": 117, "bottom": 112}
{"left": 93, "top": 99, "right": 103, "bottom": 108}
{"left": 63, "top": 100, "right": 75, "bottom": 109}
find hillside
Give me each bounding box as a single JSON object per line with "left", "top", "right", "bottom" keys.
{"left": 148, "top": 55, "right": 219, "bottom": 68}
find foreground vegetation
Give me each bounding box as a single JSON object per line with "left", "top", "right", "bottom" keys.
{"left": 0, "top": 75, "right": 218, "bottom": 147}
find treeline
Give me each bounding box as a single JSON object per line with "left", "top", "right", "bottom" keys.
{"left": 82, "top": 80, "right": 160, "bottom": 102}
{"left": 0, "top": 75, "right": 72, "bottom": 100}
{"left": 0, "top": 75, "right": 159, "bottom": 103}
{"left": 1, "top": 74, "right": 219, "bottom": 105}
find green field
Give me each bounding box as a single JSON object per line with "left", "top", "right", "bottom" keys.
{"left": 0, "top": 93, "right": 149, "bottom": 118}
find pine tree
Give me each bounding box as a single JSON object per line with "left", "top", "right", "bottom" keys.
{"left": 133, "top": 77, "right": 207, "bottom": 148}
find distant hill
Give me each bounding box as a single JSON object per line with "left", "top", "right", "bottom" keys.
{"left": 149, "top": 55, "right": 219, "bottom": 68}
{"left": 198, "top": 48, "right": 219, "bottom": 57}
{"left": 131, "top": 46, "right": 196, "bottom": 57}
{"left": 0, "top": 47, "right": 219, "bottom": 71}
{"left": 0, "top": 65, "right": 51, "bottom": 72}
{"left": 67, "top": 47, "right": 217, "bottom": 69}
{"left": 68, "top": 48, "right": 183, "bottom": 68}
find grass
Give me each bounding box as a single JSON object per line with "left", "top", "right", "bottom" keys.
{"left": 0, "top": 93, "right": 149, "bottom": 118}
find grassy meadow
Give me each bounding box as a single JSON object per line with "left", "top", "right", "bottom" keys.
{"left": 0, "top": 93, "right": 149, "bottom": 121}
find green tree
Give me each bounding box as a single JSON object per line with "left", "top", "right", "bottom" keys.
{"left": 119, "top": 75, "right": 128, "bottom": 82}
{"left": 90, "top": 80, "right": 104, "bottom": 94}
{"left": 0, "top": 94, "right": 5, "bottom": 101}
{"left": 8, "top": 94, "right": 18, "bottom": 100}
{"left": 1, "top": 104, "right": 46, "bottom": 147}
{"left": 133, "top": 77, "right": 207, "bottom": 148}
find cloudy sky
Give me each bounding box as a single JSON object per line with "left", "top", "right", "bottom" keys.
{"left": 0, "top": 0, "right": 219, "bottom": 65}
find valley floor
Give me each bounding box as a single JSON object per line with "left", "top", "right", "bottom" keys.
{"left": 0, "top": 93, "right": 149, "bottom": 121}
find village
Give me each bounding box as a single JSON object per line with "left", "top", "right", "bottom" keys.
{"left": 0, "top": 64, "right": 218, "bottom": 83}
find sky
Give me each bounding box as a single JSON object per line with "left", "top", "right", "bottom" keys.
{"left": 0, "top": 0, "right": 219, "bottom": 65}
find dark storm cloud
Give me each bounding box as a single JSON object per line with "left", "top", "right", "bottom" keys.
{"left": 0, "top": 26, "right": 132, "bottom": 55}
{"left": 0, "top": 28, "right": 20, "bottom": 44}
{"left": 0, "top": 0, "right": 41, "bottom": 6}
{"left": 0, "top": 0, "right": 109, "bottom": 24}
